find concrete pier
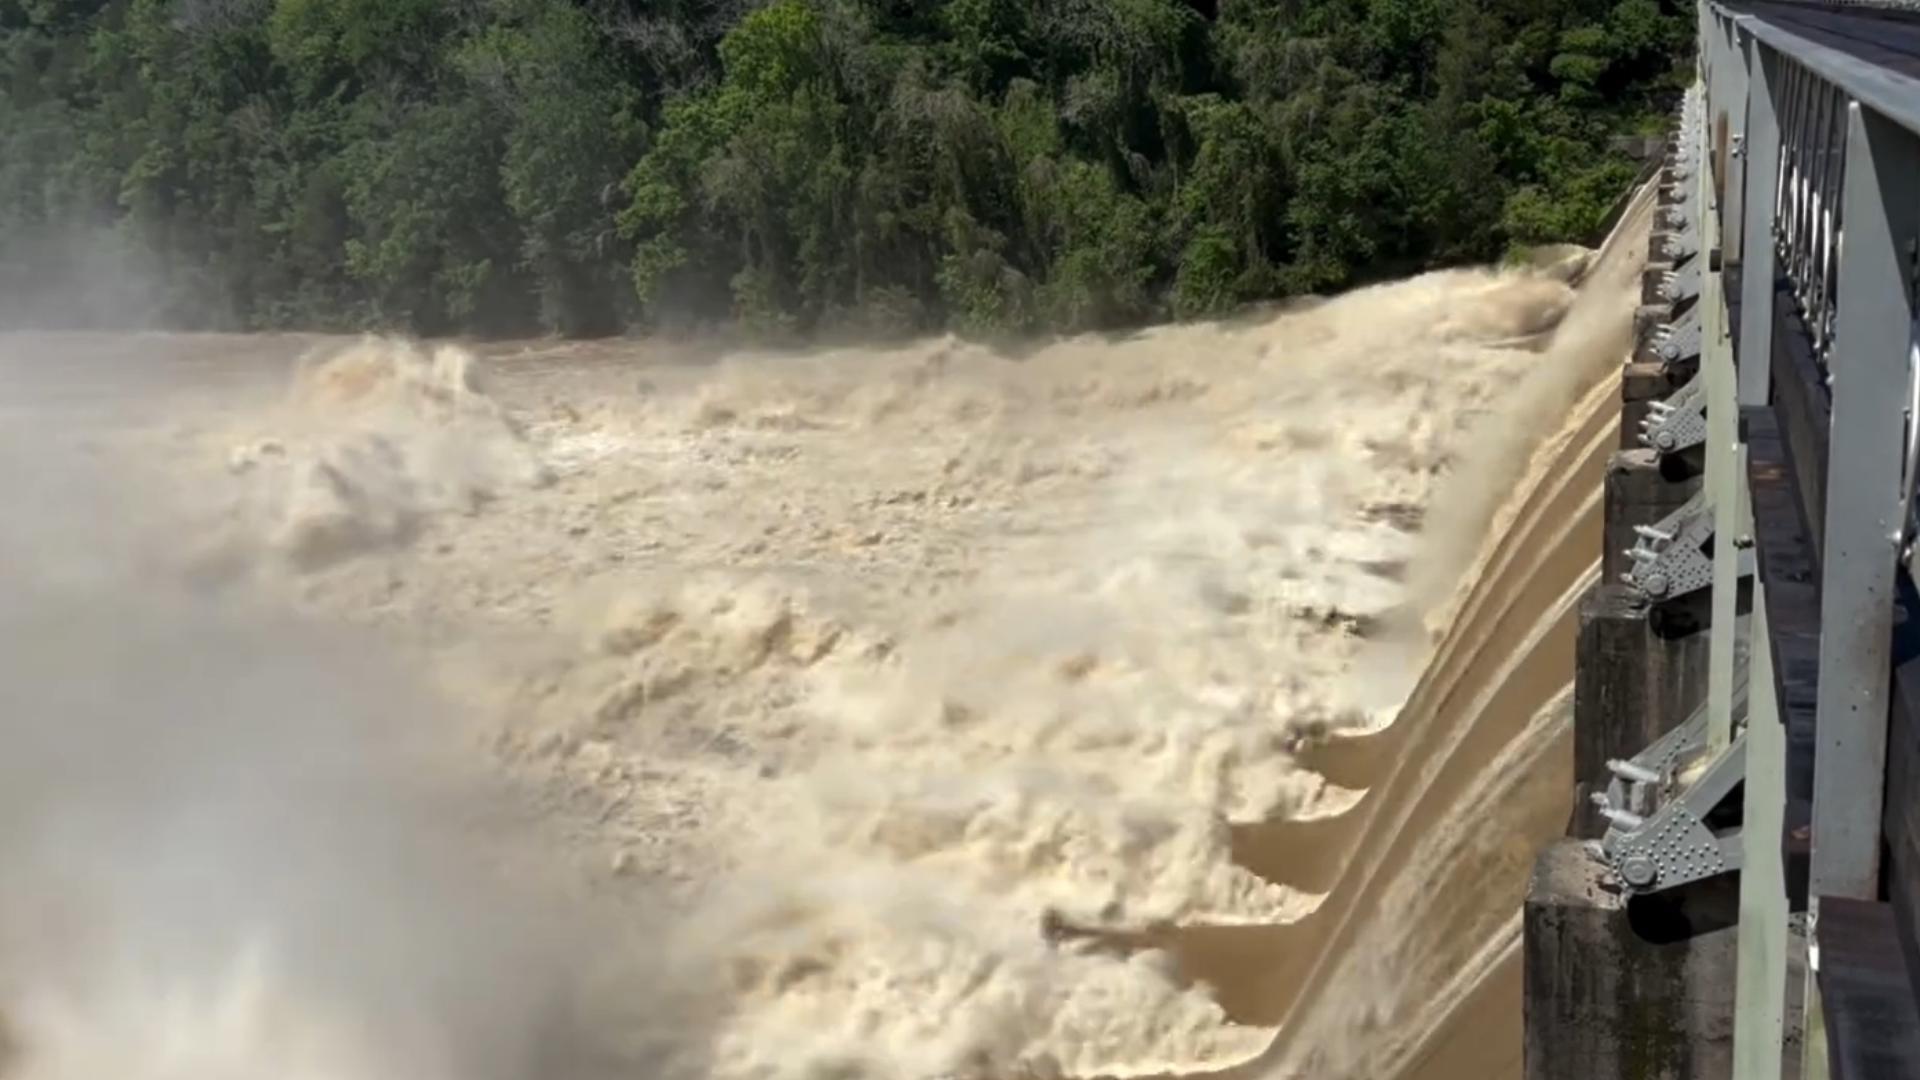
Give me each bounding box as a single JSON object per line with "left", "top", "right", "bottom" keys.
{"left": 1643, "top": 265, "right": 1677, "bottom": 306}
{"left": 1603, "top": 450, "right": 1702, "bottom": 581}
{"left": 1633, "top": 304, "right": 1673, "bottom": 356}
{"left": 1526, "top": 91, "right": 1738, "bottom": 1076}
{"left": 1571, "top": 585, "right": 1710, "bottom": 838}
{"left": 1524, "top": 843, "right": 1739, "bottom": 1080}
{"left": 1619, "top": 363, "right": 1695, "bottom": 450}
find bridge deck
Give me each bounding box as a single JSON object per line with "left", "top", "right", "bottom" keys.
{"left": 1813, "top": 899, "right": 1920, "bottom": 1079}
{"left": 1751, "top": 2, "right": 1920, "bottom": 70}
{"left": 1735, "top": 1, "right": 1920, "bottom": 130}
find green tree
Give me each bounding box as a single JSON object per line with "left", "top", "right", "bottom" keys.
{"left": 462, "top": 1, "right": 647, "bottom": 335}
{"left": 1, "top": 0, "right": 1695, "bottom": 338}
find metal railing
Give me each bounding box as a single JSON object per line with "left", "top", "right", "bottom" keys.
{"left": 1695, "top": 1, "right": 1920, "bottom": 1075}
{"left": 1689, "top": 8, "right": 1920, "bottom": 1076}
{"left": 1774, "top": 55, "right": 1847, "bottom": 368}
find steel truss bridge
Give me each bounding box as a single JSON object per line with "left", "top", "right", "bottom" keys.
{"left": 1523, "top": 3, "right": 1920, "bottom": 1078}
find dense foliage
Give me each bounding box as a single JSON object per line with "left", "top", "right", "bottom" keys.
{"left": 1, "top": 0, "right": 1689, "bottom": 337}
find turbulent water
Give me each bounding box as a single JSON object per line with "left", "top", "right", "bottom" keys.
{"left": 0, "top": 191, "right": 1647, "bottom": 1080}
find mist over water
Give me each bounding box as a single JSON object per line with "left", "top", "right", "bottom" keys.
{"left": 0, "top": 360, "right": 709, "bottom": 1080}
{"left": 0, "top": 198, "right": 1645, "bottom": 1080}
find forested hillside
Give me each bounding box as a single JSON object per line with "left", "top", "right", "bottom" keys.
{"left": 1, "top": 0, "right": 1688, "bottom": 338}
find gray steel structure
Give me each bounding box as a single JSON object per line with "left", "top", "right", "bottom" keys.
{"left": 1654, "top": 2, "right": 1920, "bottom": 1075}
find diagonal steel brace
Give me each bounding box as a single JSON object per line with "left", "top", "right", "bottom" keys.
{"left": 1660, "top": 220, "right": 1702, "bottom": 262}
{"left": 1590, "top": 676, "right": 1750, "bottom": 893}
{"left": 1655, "top": 307, "right": 1703, "bottom": 365}
{"left": 1641, "top": 371, "right": 1707, "bottom": 455}
{"left": 1623, "top": 491, "right": 1716, "bottom": 600}
{"left": 1661, "top": 259, "right": 1703, "bottom": 305}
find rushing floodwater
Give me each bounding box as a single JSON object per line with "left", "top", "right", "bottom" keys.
{"left": 0, "top": 187, "right": 1647, "bottom": 1080}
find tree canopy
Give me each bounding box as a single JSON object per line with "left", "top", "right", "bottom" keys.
{"left": 0, "top": 0, "right": 1690, "bottom": 338}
